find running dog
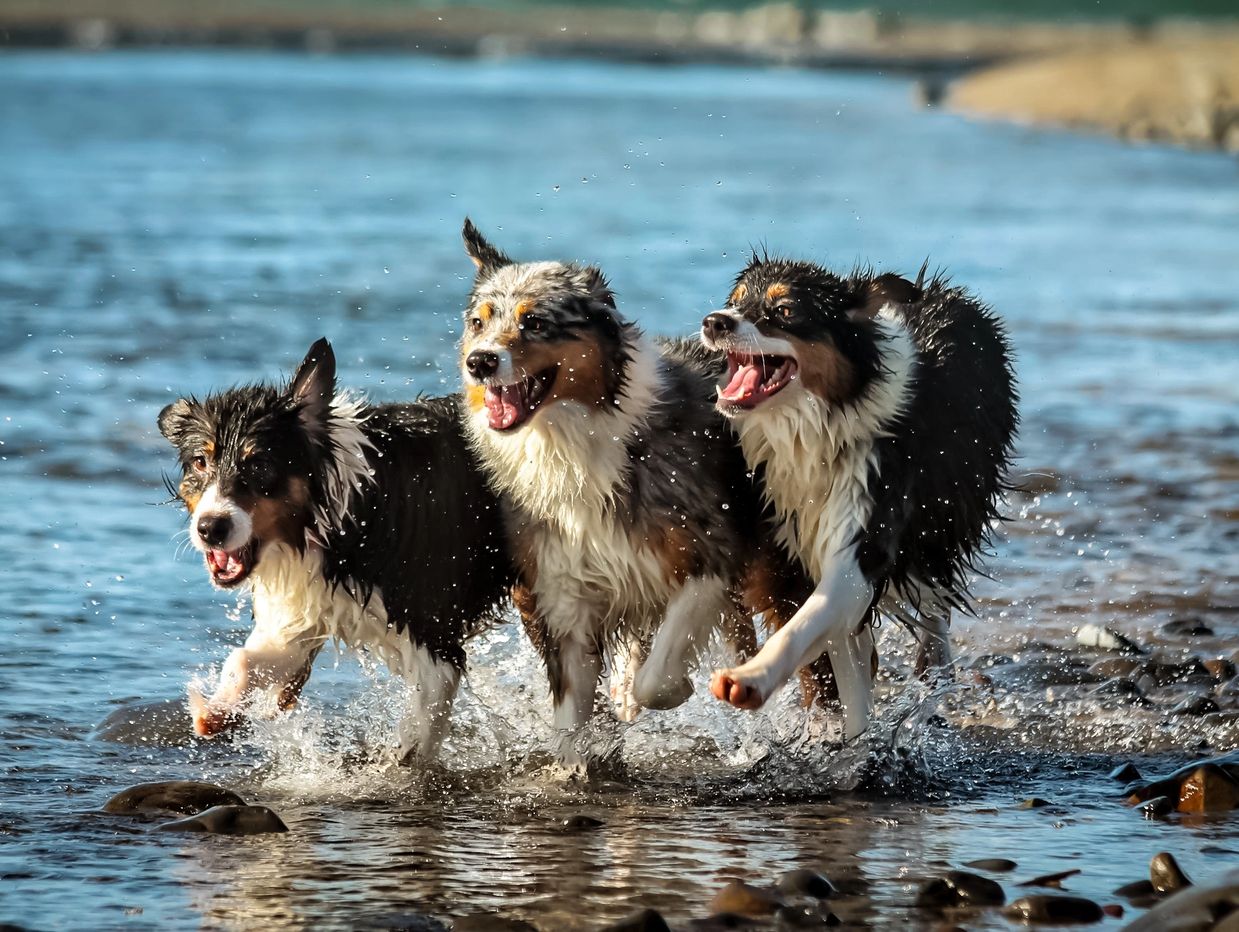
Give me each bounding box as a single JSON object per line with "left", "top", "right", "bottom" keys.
{"left": 701, "top": 257, "right": 1017, "bottom": 739}
{"left": 456, "top": 220, "right": 810, "bottom": 758}
{"left": 158, "top": 338, "right": 513, "bottom": 761}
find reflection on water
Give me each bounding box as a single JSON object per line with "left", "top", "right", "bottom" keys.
{"left": 0, "top": 50, "right": 1237, "bottom": 930}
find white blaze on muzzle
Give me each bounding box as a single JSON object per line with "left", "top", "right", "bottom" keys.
{"left": 190, "top": 483, "right": 253, "bottom": 554}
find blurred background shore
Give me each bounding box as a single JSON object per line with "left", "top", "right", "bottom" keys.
{"left": 4, "top": 0, "right": 1238, "bottom": 152}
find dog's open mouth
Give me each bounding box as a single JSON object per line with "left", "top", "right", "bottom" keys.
{"left": 718, "top": 352, "right": 798, "bottom": 409}
{"left": 484, "top": 366, "right": 558, "bottom": 431}
{"left": 205, "top": 542, "right": 256, "bottom": 588}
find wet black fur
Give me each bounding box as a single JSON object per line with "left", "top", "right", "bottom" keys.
{"left": 158, "top": 338, "right": 514, "bottom": 668}
{"left": 727, "top": 258, "right": 1019, "bottom": 614}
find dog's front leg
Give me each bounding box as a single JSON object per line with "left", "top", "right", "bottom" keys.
{"left": 394, "top": 643, "right": 462, "bottom": 764}
{"left": 709, "top": 550, "right": 875, "bottom": 740}
{"left": 633, "top": 575, "right": 729, "bottom": 711}
{"left": 548, "top": 629, "right": 604, "bottom": 768}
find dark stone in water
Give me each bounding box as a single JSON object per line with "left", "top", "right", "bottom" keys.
{"left": 1018, "top": 797, "right": 1052, "bottom": 809}
{"left": 1089, "top": 678, "right": 1149, "bottom": 705}
{"left": 599, "top": 909, "right": 671, "bottom": 932}
{"left": 688, "top": 914, "right": 756, "bottom": 930}
{"left": 94, "top": 698, "right": 196, "bottom": 747}
{"left": 559, "top": 814, "right": 604, "bottom": 831}
{"left": 1089, "top": 657, "right": 1141, "bottom": 679}
{"left": 709, "top": 880, "right": 784, "bottom": 917}
{"left": 964, "top": 858, "right": 1018, "bottom": 872}
{"left": 103, "top": 781, "right": 245, "bottom": 816}
{"left": 1003, "top": 895, "right": 1103, "bottom": 924}
{"left": 453, "top": 918, "right": 539, "bottom": 932}
{"left": 1142, "top": 657, "right": 1214, "bottom": 688}
{"left": 1138, "top": 795, "right": 1175, "bottom": 819}
{"left": 1164, "top": 617, "right": 1214, "bottom": 637}
{"left": 1101, "top": 903, "right": 1124, "bottom": 918}
{"left": 354, "top": 914, "right": 447, "bottom": 932}
{"left": 1205, "top": 658, "right": 1237, "bottom": 683}
{"left": 156, "top": 804, "right": 287, "bottom": 835}
{"left": 776, "top": 868, "right": 835, "bottom": 899}
{"left": 1122, "top": 869, "right": 1239, "bottom": 931}
{"left": 773, "top": 905, "right": 837, "bottom": 929}
{"left": 1109, "top": 763, "right": 1141, "bottom": 783}
{"left": 915, "top": 870, "right": 1005, "bottom": 907}
{"left": 1018, "top": 868, "right": 1081, "bottom": 889}
{"left": 1173, "top": 695, "right": 1220, "bottom": 716}
{"left": 1149, "top": 851, "right": 1192, "bottom": 893}
{"left": 1113, "top": 879, "right": 1157, "bottom": 899}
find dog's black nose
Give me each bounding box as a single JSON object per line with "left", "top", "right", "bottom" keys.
{"left": 197, "top": 514, "right": 233, "bottom": 548}
{"left": 702, "top": 313, "right": 738, "bottom": 341}
{"left": 465, "top": 350, "right": 499, "bottom": 379}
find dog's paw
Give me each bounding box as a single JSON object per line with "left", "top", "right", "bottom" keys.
{"left": 709, "top": 669, "right": 767, "bottom": 710}
{"left": 632, "top": 669, "right": 693, "bottom": 711}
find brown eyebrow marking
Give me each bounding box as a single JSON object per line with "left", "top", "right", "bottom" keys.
{"left": 729, "top": 283, "right": 747, "bottom": 304}
{"left": 765, "top": 283, "right": 790, "bottom": 301}
{"left": 514, "top": 299, "right": 535, "bottom": 319}
{"left": 203, "top": 440, "right": 216, "bottom": 461}
{"left": 476, "top": 302, "right": 493, "bottom": 322}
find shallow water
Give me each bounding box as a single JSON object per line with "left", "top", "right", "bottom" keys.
{"left": 0, "top": 50, "right": 1237, "bottom": 930}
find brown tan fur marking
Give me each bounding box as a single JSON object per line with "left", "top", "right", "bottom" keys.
{"left": 785, "top": 335, "right": 857, "bottom": 405}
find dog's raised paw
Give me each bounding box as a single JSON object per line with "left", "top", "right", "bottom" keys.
{"left": 710, "top": 670, "right": 766, "bottom": 710}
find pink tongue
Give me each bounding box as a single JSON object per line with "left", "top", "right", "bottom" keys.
{"left": 719, "top": 363, "right": 763, "bottom": 402}
{"left": 484, "top": 384, "right": 527, "bottom": 430}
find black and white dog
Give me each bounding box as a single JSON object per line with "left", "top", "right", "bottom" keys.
{"left": 456, "top": 220, "right": 811, "bottom": 757}
{"left": 701, "top": 258, "right": 1017, "bottom": 740}
{"left": 158, "top": 338, "right": 513, "bottom": 761}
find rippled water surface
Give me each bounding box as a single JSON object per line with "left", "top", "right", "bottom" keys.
{"left": 1, "top": 51, "right": 1237, "bottom": 930}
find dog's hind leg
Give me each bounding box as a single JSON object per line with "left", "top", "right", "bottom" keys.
{"left": 914, "top": 608, "right": 953, "bottom": 681}
{"left": 710, "top": 548, "right": 875, "bottom": 740}
{"left": 633, "top": 576, "right": 728, "bottom": 711}
{"left": 395, "top": 643, "right": 462, "bottom": 764}
{"left": 610, "top": 631, "right": 648, "bottom": 722}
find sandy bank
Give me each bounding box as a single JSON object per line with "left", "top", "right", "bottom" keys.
{"left": 950, "top": 35, "right": 1239, "bottom": 152}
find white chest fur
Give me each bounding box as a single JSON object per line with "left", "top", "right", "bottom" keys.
{"left": 735, "top": 313, "right": 917, "bottom": 582}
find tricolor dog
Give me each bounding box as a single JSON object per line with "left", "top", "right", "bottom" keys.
{"left": 158, "top": 338, "right": 513, "bottom": 761}
{"left": 701, "top": 258, "right": 1017, "bottom": 740}
{"left": 456, "top": 220, "right": 812, "bottom": 759}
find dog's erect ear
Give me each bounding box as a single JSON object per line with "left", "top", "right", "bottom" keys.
{"left": 157, "top": 398, "right": 195, "bottom": 443}
{"left": 288, "top": 337, "right": 336, "bottom": 433}
{"left": 581, "top": 264, "right": 617, "bottom": 310}
{"left": 850, "top": 272, "right": 920, "bottom": 322}
{"left": 462, "top": 217, "right": 511, "bottom": 277}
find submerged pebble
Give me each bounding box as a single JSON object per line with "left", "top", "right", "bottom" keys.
{"left": 915, "top": 870, "right": 1005, "bottom": 907}
{"left": 156, "top": 804, "right": 287, "bottom": 835}
{"left": 776, "top": 869, "right": 835, "bottom": 899}
{"left": 1122, "top": 868, "right": 1239, "bottom": 931}
{"left": 94, "top": 698, "right": 196, "bottom": 747}
{"left": 1138, "top": 795, "right": 1175, "bottom": 819}
{"left": 1004, "top": 894, "right": 1103, "bottom": 924}
{"left": 1018, "top": 868, "right": 1081, "bottom": 889}
{"left": 103, "top": 781, "right": 245, "bottom": 816}
{"left": 1204, "top": 658, "right": 1237, "bottom": 683}
{"left": 709, "top": 880, "right": 785, "bottom": 917}
{"left": 1109, "top": 763, "right": 1141, "bottom": 783}
{"left": 1163, "top": 617, "right": 1214, "bottom": 637}
{"left": 964, "top": 858, "right": 1018, "bottom": 872}
{"left": 1173, "top": 696, "right": 1221, "bottom": 716}
{"left": 598, "top": 908, "right": 671, "bottom": 932}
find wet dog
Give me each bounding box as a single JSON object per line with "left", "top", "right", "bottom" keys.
{"left": 456, "top": 220, "right": 809, "bottom": 760}
{"left": 158, "top": 338, "right": 512, "bottom": 761}
{"left": 701, "top": 258, "right": 1017, "bottom": 740}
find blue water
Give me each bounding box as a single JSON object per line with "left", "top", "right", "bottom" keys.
{"left": 1, "top": 50, "right": 1237, "bottom": 930}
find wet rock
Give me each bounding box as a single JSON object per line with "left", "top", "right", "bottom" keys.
{"left": 156, "top": 804, "right": 287, "bottom": 835}
{"left": 1089, "top": 657, "right": 1142, "bottom": 680}
{"left": 94, "top": 698, "right": 197, "bottom": 747}
{"left": 774, "top": 906, "right": 839, "bottom": 929}
{"left": 964, "top": 858, "right": 1018, "bottom": 872}
{"left": 1003, "top": 894, "right": 1103, "bottom": 924}
{"left": 1141, "top": 658, "right": 1214, "bottom": 688}
{"left": 915, "top": 870, "right": 1005, "bottom": 907}
{"left": 1164, "top": 617, "right": 1214, "bottom": 637}
{"left": 1173, "top": 696, "right": 1221, "bottom": 717}
{"left": 103, "top": 781, "right": 245, "bottom": 816}
{"left": 355, "top": 914, "right": 447, "bottom": 932}
{"left": 1125, "top": 753, "right": 1239, "bottom": 808}
{"left": 1138, "top": 795, "right": 1175, "bottom": 819}
{"left": 1018, "top": 868, "right": 1081, "bottom": 889}
{"left": 709, "top": 880, "right": 785, "bottom": 917}
{"left": 1076, "top": 624, "right": 1142, "bottom": 654}
{"left": 1101, "top": 903, "right": 1124, "bottom": 918}
{"left": 1177, "top": 765, "right": 1239, "bottom": 813}
{"left": 776, "top": 869, "right": 835, "bottom": 899}
{"left": 559, "top": 814, "right": 604, "bottom": 831}
{"left": 1150, "top": 851, "right": 1192, "bottom": 893}
{"left": 453, "top": 919, "right": 539, "bottom": 932}
{"left": 599, "top": 909, "right": 671, "bottom": 932}
{"left": 1122, "top": 868, "right": 1239, "bottom": 932}
{"left": 1204, "top": 659, "right": 1237, "bottom": 683}
{"left": 1018, "top": 797, "right": 1051, "bottom": 809}
{"left": 688, "top": 914, "right": 757, "bottom": 930}
{"left": 1109, "top": 763, "right": 1141, "bottom": 783}
{"left": 1114, "top": 879, "right": 1157, "bottom": 899}
{"left": 1090, "top": 678, "right": 1150, "bottom": 705}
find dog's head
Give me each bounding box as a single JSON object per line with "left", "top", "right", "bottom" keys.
{"left": 458, "top": 218, "right": 631, "bottom": 432}
{"left": 701, "top": 256, "right": 917, "bottom": 417}
{"left": 158, "top": 338, "right": 340, "bottom": 588}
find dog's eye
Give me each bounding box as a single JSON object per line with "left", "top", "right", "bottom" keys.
{"left": 521, "top": 315, "right": 545, "bottom": 333}
{"left": 468, "top": 316, "right": 484, "bottom": 334}
{"left": 775, "top": 304, "right": 795, "bottom": 321}
{"left": 190, "top": 455, "right": 208, "bottom": 473}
